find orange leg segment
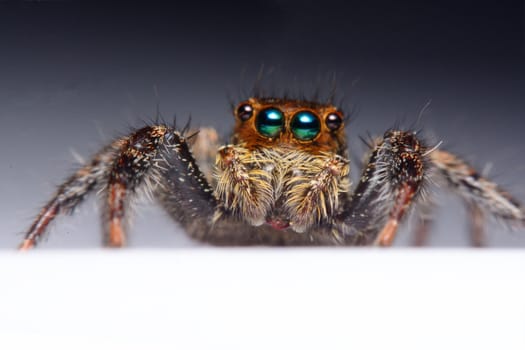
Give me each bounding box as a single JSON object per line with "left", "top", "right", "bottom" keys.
{"left": 19, "top": 202, "right": 60, "bottom": 251}
{"left": 375, "top": 184, "right": 416, "bottom": 246}
{"left": 107, "top": 182, "right": 127, "bottom": 248}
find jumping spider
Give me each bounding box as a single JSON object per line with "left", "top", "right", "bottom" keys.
{"left": 20, "top": 96, "right": 525, "bottom": 249}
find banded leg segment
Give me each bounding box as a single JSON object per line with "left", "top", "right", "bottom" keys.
{"left": 375, "top": 183, "right": 419, "bottom": 246}
{"left": 339, "top": 130, "right": 428, "bottom": 246}
{"left": 429, "top": 149, "right": 524, "bottom": 245}
{"left": 102, "top": 125, "right": 217, "bottom": 247}
{"left": 21, "top": 124, "right": 217, "bottom": 249}
{"left": 102, "top": 126, "right": 172, "bottom": 247}
{"left": 20, "top": 141, "right": 125, "bottom": 250}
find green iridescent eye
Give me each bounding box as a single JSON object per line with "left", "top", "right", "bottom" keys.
{"left": 256, "top": 108, "right": 284, "bottom": 138}
{"left": 291, "top": 111, "right": 320, "bottom": 141}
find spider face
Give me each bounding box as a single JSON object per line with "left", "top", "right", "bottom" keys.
{"left": 214, "top": 97, "right": 350, "bottom": 232}
{"left": 232, "top": 97, "right": 347, "bottom": 155}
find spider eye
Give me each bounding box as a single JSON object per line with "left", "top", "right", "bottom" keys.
{"left": 236, "top": 103, "right": 253, "bottom": 121}
{"left": 325, "top": 113, "right": 343, "bottom": 131}
{"left": 291, "top": 111, "right": 320, "bottom": 141}
{"left": 256, "top": 108, "right": 284, "bottom": 138}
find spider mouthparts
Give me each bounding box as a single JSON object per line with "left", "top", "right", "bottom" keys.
{"left": 267, "top": 219, "right": 290, "bottom": 230}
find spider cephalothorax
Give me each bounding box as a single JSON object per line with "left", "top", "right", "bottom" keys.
{"left": 19, "top": 96, "right": 524, "bottom": 249}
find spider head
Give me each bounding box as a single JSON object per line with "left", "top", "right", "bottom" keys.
{"left": 232, "top": 97, "right": 347, "bottom": 156}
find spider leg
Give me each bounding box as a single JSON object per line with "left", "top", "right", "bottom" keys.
{"left": 466, "top": 202, "right": 485, "bottom": 247}
{"left": 102, "top": 126, "right": 172, "bottom": 247}
{"left": 150, "top": 131, "right": 217, "bottom": 241}
{"left": 412, "top": 201, "right": 486, "bottom": 247}
{"left": 21, "top": 125, "right": 217, "bottom": 249}
{"left": 428, "top": 149, "right": 524, "bottom": 246}
{"left": 374, "top": 184, "right": 418, "bottom": 246}
{"left": 411, "top": 201, "right": 435, "bottom": 246}
{"left": 20, "top": 141, "right": 124, "bottom": 250}
{"left": 412, "top": 217, "right": 432, "bottom": 246}
{"left": 338, "top": 130, "right": 428, "bottom": 246}
{"left": 103, "top": 125, "right": 217, "bottom": 247}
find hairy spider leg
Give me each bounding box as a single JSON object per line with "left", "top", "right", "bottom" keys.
{"left": 103, "top": 126, "right": 174, "bottom": 247}
{"left": 19, "top": 141, "right": 125, "bottom": 250}
{"left": 338, "top": 131, "right": 525, "bottom": 246}
{"left": 20, "top": 125, "right": 217, "bottom": 249}
{"left": 411, "top": 189, "right": 487, "bottom": 247}
{"left": 375, "top": 183, "right": 419, "bottom": 246}
{"left": 338, "top": 130, "right": 428, "bottom": 246}
{"left": 98, "top": 125, "right": 218, "bottom": 247}
{"left": 151, "top": 131, "right": 217, "bottom": 241}
{"left": 423, "top": 149, "right": 525, "bottom": 246}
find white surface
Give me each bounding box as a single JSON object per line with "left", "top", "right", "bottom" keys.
{"left": 1, "top": 249, "right": 524, "bottom": 349}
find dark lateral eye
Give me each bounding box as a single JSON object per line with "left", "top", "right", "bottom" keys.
{"left": 291, "top": 111, "right": 320, "bottom": 141}
{"left": 237, "top": 103, "right": 253, "bottom": 121}
{"left": 256, "top": 108, "right": 284, "bottom": 138}
{"left": 326, "top": 113, "right": 343, "bottom": 131}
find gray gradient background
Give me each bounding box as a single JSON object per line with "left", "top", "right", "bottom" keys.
{"left": 1, "top": 1, "right": 524, "bottom": 248}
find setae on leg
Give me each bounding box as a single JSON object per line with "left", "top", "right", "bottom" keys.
{"left": 337, "top": 130, "right": 429, "bottom": 246}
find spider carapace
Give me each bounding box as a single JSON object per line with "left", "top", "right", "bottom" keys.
{"left": 20, "top": 97, "right": 524, "bottom": 249}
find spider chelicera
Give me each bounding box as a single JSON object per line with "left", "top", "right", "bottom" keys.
{"left": 20, "top": 96, "right": 524, "bottom": 249}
